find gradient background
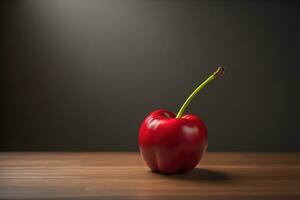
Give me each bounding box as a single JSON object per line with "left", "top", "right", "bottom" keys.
{"left": 1, "top": 0, "right": 299, "bottom": 151}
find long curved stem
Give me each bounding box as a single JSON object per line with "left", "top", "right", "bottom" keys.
{"left": 176, "top": 67, "right": 224, "bottom": 118}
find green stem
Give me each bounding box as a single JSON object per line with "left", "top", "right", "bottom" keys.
{"left": 176, "top": 67, "right": 224, "bottom": 118}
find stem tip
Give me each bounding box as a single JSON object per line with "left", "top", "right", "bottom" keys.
{"left": 213, "top": 67, "right": 225, "bottom": 77}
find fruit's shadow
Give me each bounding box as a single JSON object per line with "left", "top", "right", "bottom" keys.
{"left": 151, "top": 168, "right": 231, "bottom": 182}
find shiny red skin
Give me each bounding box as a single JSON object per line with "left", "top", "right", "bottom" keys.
{"left": 139, "top": 109, "right": 208, "bottom": 174}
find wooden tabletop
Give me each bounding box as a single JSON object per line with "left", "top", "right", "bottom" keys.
{"left": 0, "top": 152, "right": 299, "bottom": 200}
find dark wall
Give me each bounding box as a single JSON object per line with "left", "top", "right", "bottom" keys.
{"left": 1, "top": 0, "right": 299, "bottom": 151}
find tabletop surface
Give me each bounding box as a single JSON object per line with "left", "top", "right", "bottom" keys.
{"left": 0, "top": 152, "right": 299, "bottom": 200}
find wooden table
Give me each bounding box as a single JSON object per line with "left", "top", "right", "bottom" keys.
{"left": 0, "top": 152, "right": 299, "bottom": 200}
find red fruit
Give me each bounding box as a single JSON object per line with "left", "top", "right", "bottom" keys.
{"left": 138, "top": 67, "right": 224, "bottom": 174}
{"left": 139, "top": 109, "right": 207, "bottom": 174}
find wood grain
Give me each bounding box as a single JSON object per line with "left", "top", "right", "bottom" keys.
{"left": 0, "top": 152, "right": 299, "bottom": 200}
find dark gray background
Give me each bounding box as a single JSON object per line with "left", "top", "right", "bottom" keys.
{"left": 1, "top": 0, "right": 299, "bottom": 151}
